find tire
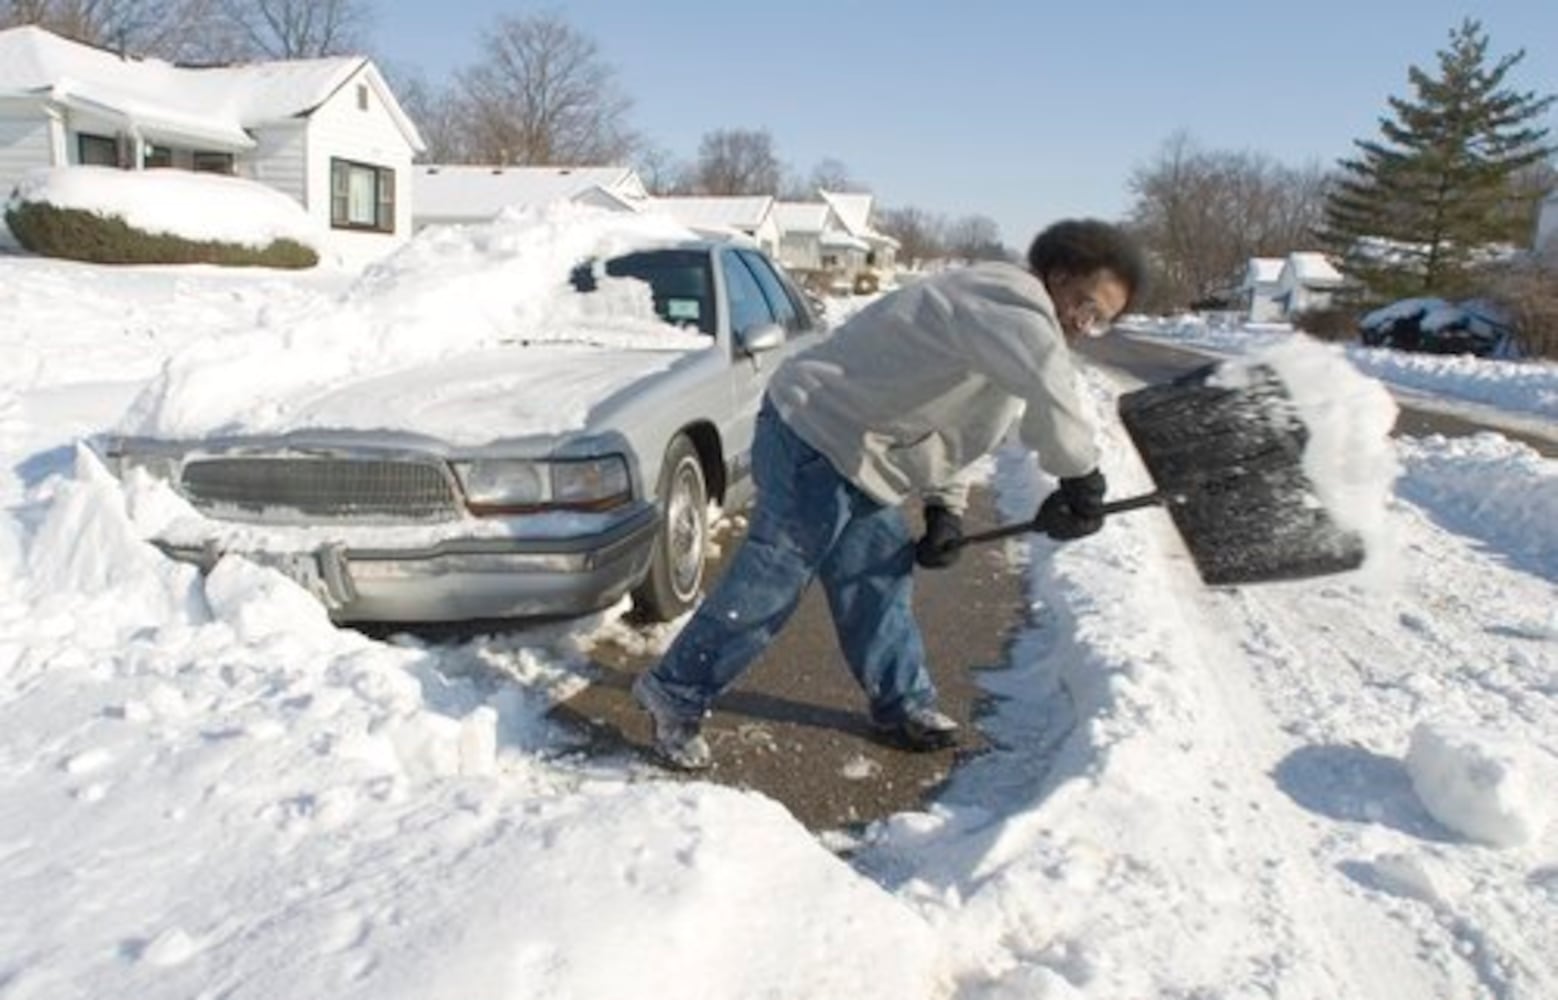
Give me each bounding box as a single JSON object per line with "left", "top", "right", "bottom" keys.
{"left": 631, "top": 434, "right": 709, "bottom": 622}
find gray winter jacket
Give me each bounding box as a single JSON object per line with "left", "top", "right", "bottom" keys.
{"left": 766, "top": 262, "right": 1098, "bottom": 513}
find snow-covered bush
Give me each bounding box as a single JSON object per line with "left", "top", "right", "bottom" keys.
{"left": 6, "top": 202, "right": 318, "bottom": 268}
{"left": 5, "top": 166, "right": 321, "bottom": 269}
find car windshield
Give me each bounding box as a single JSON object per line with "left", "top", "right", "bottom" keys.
{"left": 586, "top": 249, "right": 715, "bottom": 337}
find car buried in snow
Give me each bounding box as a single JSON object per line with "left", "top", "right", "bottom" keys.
{"left": 97, "top": 239, "right": 824, "bottom": 623}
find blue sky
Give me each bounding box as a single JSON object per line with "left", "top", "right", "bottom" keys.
{"left": 374, "top": 1, "right": 1558, "bottom": 248}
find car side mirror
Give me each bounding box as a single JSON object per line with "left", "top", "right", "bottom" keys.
{"left": 738, "top": 322, "right": 785, "bottom": 356}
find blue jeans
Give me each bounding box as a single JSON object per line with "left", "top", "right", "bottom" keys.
{"left": 648, "top": 399, "right": 936, "bottom": 724}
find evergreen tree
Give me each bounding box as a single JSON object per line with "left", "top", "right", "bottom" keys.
{"left": 1321, "top": 19, "right": 1555, "bottom": 301}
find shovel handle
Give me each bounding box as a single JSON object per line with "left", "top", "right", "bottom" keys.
{"left": 954, "top": 490, "right": 1170, "bottom": 548}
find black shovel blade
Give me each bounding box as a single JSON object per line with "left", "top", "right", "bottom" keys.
{"left": 1118, "top": 362, "right": 1366, "bottom": 586}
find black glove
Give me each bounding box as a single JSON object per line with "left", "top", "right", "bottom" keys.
{"left": 1033, "top": 470, "right": 1107, "bottom": 541}
{"left": 914, "top": 504, "right": 963, "bottom": 568}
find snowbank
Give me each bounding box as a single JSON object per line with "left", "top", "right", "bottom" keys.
{"left": 1123, "top": 316, "right": 1558, "bottom": 423}
{"left": 1394, "top": 433, "right": 1558, "bottom": 579}
{"left": 118, "top": 202, "right": 705, "bottom": 441}
{"left": 2, "top": 205, "right": 1555, "bottom": 1000}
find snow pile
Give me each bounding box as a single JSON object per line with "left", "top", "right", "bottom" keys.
{"left": 1123, "top": 315, "right": 1558, "bottom": 423}
{"left": 1214, "top": 335, "right": 1399, "bottom": 553}
{"left": 1394, "top": 433, "right": 1558, "bottom": 577}
{"left": 9, "top": 165, "right": 327, "bottom": 250}
{"left": 3, "top": 203, "right": 1556, "bottom": 1000}
{"left": 1348, "top": 348, "right": 1558, "bottom": 420}
{"left": 119, "top": 201, "right": 705, "bottom": 440}
{"left": 1406, "top": 723, "right": 1552, "bottom": 847}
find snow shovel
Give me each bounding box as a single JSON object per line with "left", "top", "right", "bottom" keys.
{"left": 956, "top": 362, "right": 1367, "bottom": 586}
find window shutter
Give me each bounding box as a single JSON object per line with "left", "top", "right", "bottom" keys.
{"left": 377, "top": 169, "right": 395, "bottom": 232}
{"left": 331, "top": 160, "right": 348, "bottom": 226}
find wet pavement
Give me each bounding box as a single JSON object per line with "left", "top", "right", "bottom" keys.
{"left": 556, "top": 489, "right": 1031, "bottom": 832}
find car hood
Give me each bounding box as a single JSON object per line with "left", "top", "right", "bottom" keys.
{"left": 123, "top": 339, "right": 710, "bottom": 447}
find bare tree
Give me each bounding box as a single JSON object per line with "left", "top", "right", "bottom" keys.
{"left": 453, "top": 12, "right": 635, "bottom": 166}
{"left": 945, "top": 214, "right": 1007, "bottom": 261}
{"left": 687, "top": 128, "right": 782, "bottom": 196}
{"left": 809, "top": 157, "right": 867, "bottom": 194}
{"left": 380, "top": 64, "right": 465, "bottom": 162}
{"left": 876, "top": 206, "right": 946, "bottom": 265}
{"left": 209, "top": 0, "right": 371, "bottom": 59}
{"left": 1, "top": 0, "right": 223, "bottom": 60}
{"left": 632, "top": 143, "right": 683, "bottom": 196}
{"left": 1128, "top": 130, "right": 1334, "bottom": 309}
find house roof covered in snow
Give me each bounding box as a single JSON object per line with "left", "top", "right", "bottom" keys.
{"left": 412, "top": 165, "right": 649, "bottom": 223}
{"left": 1282, "top": 252, "right": 1345, "bottom": 287}
{"left": 1245, "top": 257, "right": 1285, "bottom": 286}
{"left": 653, "top": 196, "right": 774, "bottom": 231}
{"left": 0, "top": 25, "right": 424, "bottom": 152}
{"left": 819, "top": 189, "right": 899, "bottom": 249}
{"left": 773, "top": 201, "right": 833, "bottom": 234}
{"left": 819, "top": 190, "right": 872, "bottom": 237}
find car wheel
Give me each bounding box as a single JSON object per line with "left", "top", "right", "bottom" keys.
{"left": 632, "top": 434, "right": 709, "bottom": 622}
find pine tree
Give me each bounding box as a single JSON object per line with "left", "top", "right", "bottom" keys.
{"left": 1322, "top": 19, "right": 1555, "bottom": 302}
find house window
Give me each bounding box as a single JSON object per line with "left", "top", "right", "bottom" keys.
{"left": 143, "top": 144, "right": 173, "bottom": 169}
{"left": 357, "top": 83, "right": 369, "bottom": 111}
{"left": 330, "top": 158, "right": 395, "bottom": 233}
{"left": 78, "top": 133, "right": 119, "bottom": 167}
{"left": 192, "top": 152, "right": 235, "bottom": 175}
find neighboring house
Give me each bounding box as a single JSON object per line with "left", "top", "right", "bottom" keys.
{"left": 0, "top": 25, "right": 426, "bottom": 267}
{"left": 1275, "top": 252, "right": 1346, "bottom": 317}
{"left": 1537, "top": 190, "right": 1558, "bottom": 255}
{"left": 819, "top": 189, "right": 899, "bottom": 275}
{"left": 652, "top": 195, "right": 778, "bottom": 255}
{"left": 1240, "top": 257, "right": 1286, "bottom": 322}
{"left": 773, "top": 198, "right": 870, "bottom": 292}
{"left": 411, "top": 165, "right": 650, "bottom": 229}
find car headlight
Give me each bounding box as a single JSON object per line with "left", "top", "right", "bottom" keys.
{"left": 551, "top": 457, "right": 631, "bottom": 506}
{"left": 451, "top": 456, "right": 631, "bottom": 514}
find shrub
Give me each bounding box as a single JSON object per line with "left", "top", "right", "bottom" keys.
{"left": 1484, "top": 261, "right": 1558, "bottom": 360}
{"left": 1292, "top": 306, "right": 1359, "bottom": 342}
{"left": 3, "top": 201, "right": 318, "bottom": 269}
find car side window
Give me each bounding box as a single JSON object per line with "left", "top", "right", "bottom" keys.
{"left": 721, "top": 249, "right": 777, "bottom": 336}
{"left": 737, "top": 250, "right": 808, "bottom": 333}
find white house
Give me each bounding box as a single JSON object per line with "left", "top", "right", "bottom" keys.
{"left": 0, "top": 25, "right": 426, "bottom": 267}
{"left": 651, "top": 195, "right": 778, "bottom": 255}
{"left": 411, "top": 165, "right": 650, "bottom": 229}
{"left": 1537, "top": 190, "right": 1558, "bottom": 255}
{"left": 1275, "top": 252, "right": 1346, "bottom": 317}
{"left": 1239, "top": 257, "right": 1286, "bottom": 322}
{"left": 819, "top": 189, "right": 899, "bottom": 273}
{"left": 773, "top": 199, "right": 872, "bottom": 291}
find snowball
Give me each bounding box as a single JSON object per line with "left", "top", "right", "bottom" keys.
{"left": 1405, "top": 722, "right": 1551, "bottom": 847}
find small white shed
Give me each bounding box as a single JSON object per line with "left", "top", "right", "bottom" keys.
{"left": 1537, "top": 191, "right": 1558, "bottom": 255}
{"left": 1241, "top": 257, "right": 1286, "bottom": 322}
{"left": 1276, "top": 252, "right": 1346, "bottom": 317}
{"left": 0, "top": 25, "right": 426, "bottom": 268}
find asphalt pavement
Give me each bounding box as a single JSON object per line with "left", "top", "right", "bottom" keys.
{"left": 557, "top": 487, "right": 1030, "bottom": 832}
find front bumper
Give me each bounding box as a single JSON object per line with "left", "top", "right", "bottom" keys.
{"left": 156, "top": 505, "right": 660, "bottom": 623}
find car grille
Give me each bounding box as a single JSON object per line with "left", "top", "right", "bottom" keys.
{"left": 178, "top": 457, "right": 460, "bottom": 521}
